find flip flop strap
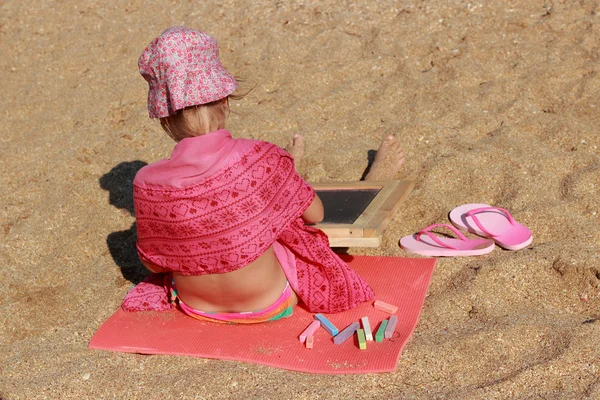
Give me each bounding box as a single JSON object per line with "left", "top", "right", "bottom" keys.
{"left": 416, "top": 224, "right": 468, "bottom": 250}
{"left": 465, "top": 207, "right": 516, "bottom": 237}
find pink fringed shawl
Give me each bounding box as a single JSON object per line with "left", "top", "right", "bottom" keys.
{"left": 133, "top": 130, "right": 374, "bottom": 313}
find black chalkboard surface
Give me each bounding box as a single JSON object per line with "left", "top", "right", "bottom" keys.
{"left": 317, "top": 189, "right": 381, "bottom": 224}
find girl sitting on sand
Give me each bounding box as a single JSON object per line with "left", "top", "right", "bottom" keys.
{"left": 130, "top": 26, "right": 404, "bottom": 323}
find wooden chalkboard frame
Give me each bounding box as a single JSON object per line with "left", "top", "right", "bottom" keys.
{"left": 310, "top": 180, "right": 414, "bottom": 248}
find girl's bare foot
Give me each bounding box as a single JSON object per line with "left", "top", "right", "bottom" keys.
{"left": 364, "top": 134, "right": 405, "bottom": 181}
{"left": 285, "top": 134, "right": 305, "bottom": 163}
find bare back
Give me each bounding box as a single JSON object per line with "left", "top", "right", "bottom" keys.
{"left": 172, "top": 245, "right": 289, "bottom": 312}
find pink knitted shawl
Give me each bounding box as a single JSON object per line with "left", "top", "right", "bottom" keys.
{"left": 133, "top": 130, "right": 374, "bottom": 313}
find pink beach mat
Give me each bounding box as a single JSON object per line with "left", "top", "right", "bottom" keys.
{"left": 89, "top": 255, "right": 436, "bottom": 374}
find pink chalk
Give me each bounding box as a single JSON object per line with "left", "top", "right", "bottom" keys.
{"left": 306, "top": 336, "right": 314, "bottom": 349}
{"left": 299, "top": 320, "right": 321, "bottom": 343}
{"left": 374, "top": 300, "right": 398, "bottom": 314}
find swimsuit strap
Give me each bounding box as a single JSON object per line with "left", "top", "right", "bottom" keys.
{"left": 171, "top": 278, "right": 292, "bottom": 323}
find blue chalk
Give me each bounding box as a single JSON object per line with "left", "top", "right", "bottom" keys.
{"left": 314, "top": 314, "right": 339, "bottom": 336}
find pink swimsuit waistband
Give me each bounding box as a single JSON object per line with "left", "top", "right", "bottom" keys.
{"left": 175, "top": 282, "right": 292, "bottom": 322}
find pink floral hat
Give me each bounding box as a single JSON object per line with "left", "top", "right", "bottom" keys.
{"left": 139, "top": 26, "right": 238, "bottom": 118}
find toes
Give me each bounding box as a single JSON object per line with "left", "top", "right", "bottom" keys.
{"left": 285, "top": 134, "right": 305, "bottom": 161}
{"left": 285, "top": 139, "right": 294, "bottom": 152}
{"left": 380, "top": 134, "right": 394, "bottom": 147}
{"left": 378, "top": 134, "right": 404, "bottom": 155}
{"left": 285, "top": 134, "right": 304, "bottom": 153}
{"left": 379, "top": 134, "right": 398, "bottom": 151}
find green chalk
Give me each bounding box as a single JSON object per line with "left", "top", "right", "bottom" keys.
{"left": 375, "top": 319, "right": 388, "bottom": 342}
{"left": 357, "top": 329, "right": 367, "bottom": 350}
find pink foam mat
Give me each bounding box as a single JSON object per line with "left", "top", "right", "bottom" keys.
{"left": 89, "top": 255, "right": 436, "bottom": 374}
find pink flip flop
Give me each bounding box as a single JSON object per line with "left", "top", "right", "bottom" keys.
{"left": 449, "top": 204, "right": 533, "bottom": 251}
{"left": 399, "top": 224, "right": 495, "bottom": 257}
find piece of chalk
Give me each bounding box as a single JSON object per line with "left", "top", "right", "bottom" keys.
{"left": 384, "top": 315, "right": 398, "bottom": 339}
{"left": 375, "top": 319, "right": 388, "bottom": 342}
{"left": 306, "top": 335, "right": 314, "bottom": 349}
{"left": 299, "top": 320, "right": 321, "bottom": 343}
{"left": 357, "top": 329, "right": 367, "bottom": 350}
{"left": 314, "top": 314, "right": 338, "bottom": 336}
{"left": 333, "top": 322, "right": 360, "bottom": 345}
{"left": 361, "top": 316, "right": 373, "bottom": 341}
{"left": 374, "top": 300, "right": 398, "bottom": 314}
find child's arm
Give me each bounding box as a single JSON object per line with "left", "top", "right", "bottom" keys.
{"left": 141, "top": 259, "right": 170, "bottom": 273}
{"left": 301, "top": 193, "right": 324, "bottom": 225}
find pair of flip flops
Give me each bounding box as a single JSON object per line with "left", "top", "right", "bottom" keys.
{"left": 400, "top": 204, "right": 533, "bottom": 257}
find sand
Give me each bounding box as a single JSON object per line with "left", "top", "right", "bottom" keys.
{"left": 1, "top": 0, "right": 599, "bottom": 398}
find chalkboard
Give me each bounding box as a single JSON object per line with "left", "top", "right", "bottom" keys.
{"left": 317, "top": 189, "right": 381, "bottom": 224}
{"left": 310, "top": 180, "right": 414, "bottom": 247}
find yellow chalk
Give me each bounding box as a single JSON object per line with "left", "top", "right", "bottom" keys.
{"left": 357, "top": 329, "right": 367, "bottom": 350}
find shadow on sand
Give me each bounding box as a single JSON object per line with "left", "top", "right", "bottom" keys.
{"left": 99, "top": 161, "right": 149, "bottom": 284}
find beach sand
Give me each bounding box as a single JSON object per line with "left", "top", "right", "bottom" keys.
{"left": 1, "top": 1, "right": 599, "bottom": 398}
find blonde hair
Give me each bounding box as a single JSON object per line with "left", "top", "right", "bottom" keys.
{"left": 160, "top": 98, "right": 229, "bottom": 142}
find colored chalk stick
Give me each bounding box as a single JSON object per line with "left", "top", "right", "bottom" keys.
{"left": 333, "top": 322, "right": 360, "bottom": 345}
{"left": 361, "top": 316, "right": 373, "bottom": 341}
{"left": 306, "top": 335, "right": 314, "bottom": 349}
{"left": 357, "top": 329, "right": 367, "bottom": 350}
{"left": 375, "top": 319, "right": 388, "bottom": 342}
{"left": 374, "top": 300, "right": 398, "bottom": 314}
{"left": 384, "top": 315, "right": 398, "bottom": 339}
{"left": 299, "top": 320, "right": 321, "bottom": 343}
{"left": 314, "top": 314, "right": 338, "bottom": 336}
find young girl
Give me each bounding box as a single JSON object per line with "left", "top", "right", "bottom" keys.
{"left": 129, "top": 26, "right": 405, "bottom": 323}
